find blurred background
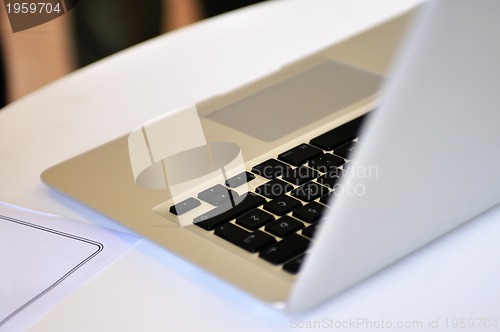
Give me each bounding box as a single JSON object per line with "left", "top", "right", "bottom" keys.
{"left": 0, "top": 0, "right": 266, "bottom": 107}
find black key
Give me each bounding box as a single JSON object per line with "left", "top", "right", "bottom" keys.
{"left": 282, "top": 165, "right": 319, "bottom": 186}
{"left": 255, "top": 179, "right": 293, "bottom": 199}
{"left": 236, "top": 209, "right": 275, "bottom": 230}
{"left": 198, "top": 184, "right": 238, "bottom": 206}
{"left": 319, "top": 192, "right": 334, "bottom": 205}
{"left": 169, "top": 197, "right": 201, "bottom": 215}
{"left": 278, "top": 143, "right": 323, "bottom": 166}
{"left": 293, "top": 202, "right": 325, "bottom": 223}
{"left": 215, "top": 223, "right": 276, "bottom": 253}
{"left": 263, "top": 195, "right": 302, "bottom": 216}
{"left": 252, "top": 159, "right": 292, "bottom": 179}
{"left": 302, "top": 224, "right": 320, "bottom": 238}
{"left": 283, "top": 254, "right": 306, "bottom": 274}
{"left": 225, "top": 171, "right": 255, "bottom": 188}
{"left": 309, "top": 154, "right": 345, "bottom": 173}
{"left": 259, "top": 234, "right": 310, "bottom": 265}
{"left": 334, "top": 141, "right": 359, "bottom": 159}
{"left": 205, "top": 190, "right": 239, "bottom": 206}
{"left": 291, "top": 182, "right": 330, "bottom": 202}
{"left": 194, "top": 193, "right": 266, "bottom": 230}
{"left": 310, "top": 115, "right": 366, "bottom": 150}
{"left": 316, "top": 169, "right": 342, "bottom": 188}
{"left": 198, "top": 184, "right": 227, "bottom": 200}
{"left": 265, "top": 216, "right": 304, "bottom": 238}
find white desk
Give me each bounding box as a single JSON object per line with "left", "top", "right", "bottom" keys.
{"left": 2, "top": 0, "right": 500, "bottom": 331}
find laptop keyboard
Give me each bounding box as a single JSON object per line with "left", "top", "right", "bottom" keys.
{"left": 170, "top": 114, "right": 367, "bottom": 274}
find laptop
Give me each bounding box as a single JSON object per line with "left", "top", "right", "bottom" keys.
{"left": 41, "top": 0, "right": 500, "bottom": 313}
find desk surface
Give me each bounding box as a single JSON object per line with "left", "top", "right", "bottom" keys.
{"left": 2, "top": 0, "right": 500, "bottom": 331}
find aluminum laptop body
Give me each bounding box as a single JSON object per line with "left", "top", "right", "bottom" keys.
{"left": 41, "top": 0, "right": 500, "bottom": 312}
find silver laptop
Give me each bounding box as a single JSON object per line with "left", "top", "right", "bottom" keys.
{"left": 41, "top": 0, "right": 500, "bottom": 312}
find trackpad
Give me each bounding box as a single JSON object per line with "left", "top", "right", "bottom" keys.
{"left": 205, "top": 61, "right": 380, "bottom": 142}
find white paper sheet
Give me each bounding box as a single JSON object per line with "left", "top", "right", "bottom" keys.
{"left": 0, "top": 202, "right": 141, "bottom": 332}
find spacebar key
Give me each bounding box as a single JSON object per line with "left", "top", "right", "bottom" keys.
{"left": 194, "top": 193, "right": 266, "bottom": 230}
